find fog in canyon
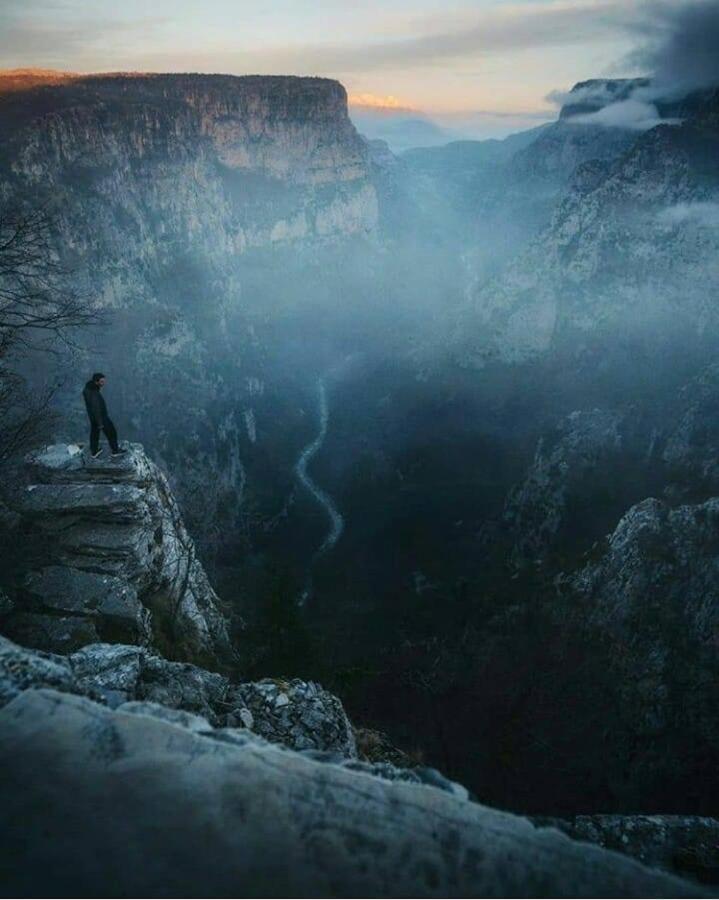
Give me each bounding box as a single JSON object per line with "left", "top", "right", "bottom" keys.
{"left": 2, "top": 18, "right": 719, "bottom": 827}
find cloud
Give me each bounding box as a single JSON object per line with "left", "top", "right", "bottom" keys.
{"left": 657, "top": 201, "right": 719, "bottom": 228}
{"left": 430, "top": 108, "right": 555, "bottom": 141}
{"left": 0, "top": 0, "right": 637, "bottom": 75}
{"left": 0, "top": 0, "right": 168, "bottom": 68}
{"left": 546, "top": 1, "right": 719, "bottom": 131}
{"left": 546, "top": 80, "right": 644, "bottom": 109}
{"left": 349, "top": 94, "right": 416, "bottom": 112}
{"left": 573, "top": 97, "right": 675, "bottom": 129}
{"left": 350, "top": 110, "right": 451, "bottom": 153}
{"left": 225, "top": 2, "right": 634, "bottom": 74}
{"left": 545, "top": 78, "right": 669, "bottom": 130}
{"left": 626, "top": 0, "right": 719, "bottom": 97}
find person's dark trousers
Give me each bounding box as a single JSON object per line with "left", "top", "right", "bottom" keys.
{"left": 90, "top": 417, "right": 119, "bottom": 454}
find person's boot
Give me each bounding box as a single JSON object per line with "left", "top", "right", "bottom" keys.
{"left": 111, "top": 447, "right": 128, "bottom": 457}
{"left": 90, "top": 449, "right": 103, "bottom": 459}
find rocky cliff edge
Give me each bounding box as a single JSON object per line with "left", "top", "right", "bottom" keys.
{"left": 5, "top": 442, "right": 232, "bottom": 667}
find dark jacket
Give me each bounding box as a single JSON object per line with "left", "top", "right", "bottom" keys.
{"left": 83, "top": 380, "right": 108, "bottom": 426}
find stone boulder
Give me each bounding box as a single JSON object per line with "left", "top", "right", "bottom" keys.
{"left": 5, "top": 442, "right": 233, "bottom": 667}
{"left": 0, "top": 634, "right": 84, "bottom": 707}
{"left": 355, "top": 726, "right": 417, "bottom": 768}
{"left": 0, "top": 687, "right": 702, "bottom": 898}
{"left": 69, "top": 641, "right": 229, "bottom": 723}
{"left": 0, "top": 635, "right": 358, "bottom": 758}
{"left": 228, "top": 677, "right": 356, "bottom": 757}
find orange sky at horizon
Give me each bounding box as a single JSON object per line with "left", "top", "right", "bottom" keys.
{"left": 0, "top": 1, "right": 651, "bottom": 135}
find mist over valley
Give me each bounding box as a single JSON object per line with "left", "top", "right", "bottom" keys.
{"left": 2, "top": 2, "right": 719, "bottom": 894}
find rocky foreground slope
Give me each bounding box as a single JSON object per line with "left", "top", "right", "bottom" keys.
{"left": 537, "top": 815, "right": 719, "bottom": 886}
{"left": 0, "top": 635, "right": 360, "bottom": 759}
{"left": 0, "top": 640, "right": 704, "bottom": 897}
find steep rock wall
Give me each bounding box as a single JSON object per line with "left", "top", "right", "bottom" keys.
{"left": 0, "top": 73, "right": 379, "bottom": 550}
{"left": 455, "top": 89, "right": 719, "bottom": 366}
{"left": 5, "top": 442, "right": 233, "bottom": 667}
{"left": 557, "top": 495, "right": 719, "bottom": 808}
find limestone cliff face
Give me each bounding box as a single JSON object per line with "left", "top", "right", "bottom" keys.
{"left": 1, "top": 74, "right": 376, "bottom": 319}
{"left": 0, "top": 73, "right": 379, "bottom": 547}
{"left": 454, "top": 87, "right": 719, "bottom": 366}
{"left": 558, "top": 494, "right": 719, "bottom": 806}
{"left": 663, "top": 363, "right": 719, "bottom": 496}
{"left": 2, "top": 73, "right": 377, "bottom": 248}
{"left": 502, "top": 409, "right": 625, "bottom": 567}
{"left": 5, "top": 443, "right": 233, "bottom": 667}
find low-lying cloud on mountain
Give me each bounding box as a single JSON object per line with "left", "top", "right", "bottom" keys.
{"left": 574, "top": 97, "right": 671, "bottom": 130}
{"left": 545, "top": 1, "right": 719, "bottom": 132}
{"left": 658, "top": 200, "right": 719, "bottom": 228}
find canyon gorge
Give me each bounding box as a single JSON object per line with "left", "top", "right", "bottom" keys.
{"left": 1, "top": 66, "right": 719, "bottom": 894}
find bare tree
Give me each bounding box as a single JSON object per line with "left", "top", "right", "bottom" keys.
{"left": 0, "top": 369, "right": 55, "bottom": 466}
{"left": 0, "top": 206, "right": 97, "bottom": 354}
{"left": 0, "top": 204, "right": 99, "bottom": 464}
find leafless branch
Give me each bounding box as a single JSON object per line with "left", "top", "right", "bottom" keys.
{"left": 0, "top": 205, "right": 100, "bottom": 357}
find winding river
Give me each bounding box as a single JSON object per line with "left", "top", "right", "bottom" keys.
{"left": 294, "top": 378, "right": 344, "bottom": 603}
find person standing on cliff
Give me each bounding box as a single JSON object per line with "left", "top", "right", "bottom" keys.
{"left": 82, "top": 373, "right": 126, "bottom": 459}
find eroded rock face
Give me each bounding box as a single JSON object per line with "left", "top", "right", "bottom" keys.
{"left": 6, "top": 443, "right": 232, "bottom": 666}
{"left": 663, "top": 363, "right": 719, "bottom": 496}
{"left": 3, "top": 73, "right": 376, "bottom": 242}
{"left": 569, "top": 496, "right": 719, "bottom": 638}
{"left": 560, "top": 495, "right": 719, "bottom": 807}
{"left": 503, "top": 409, "right": 624, "bottom": 566}
{"left": 456, "top": 88, "right": 719, "bottom": 367}
{"left": 536, "top": 815, "right": 719, "bottom": 885}
{"left": 0, "top": 687, "right": 701, "bottom": 898}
